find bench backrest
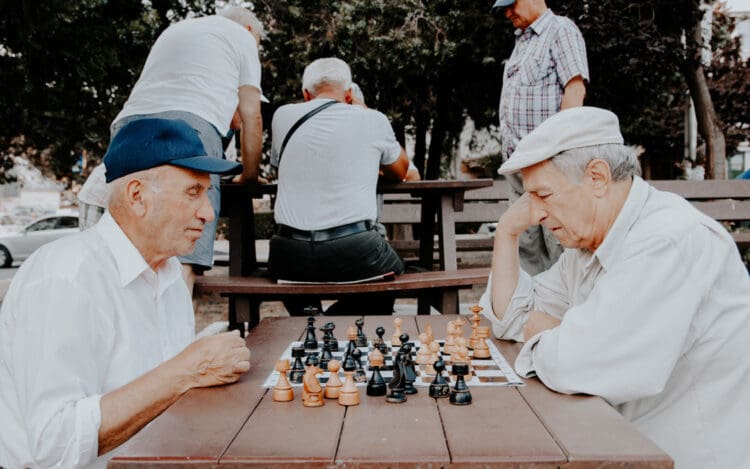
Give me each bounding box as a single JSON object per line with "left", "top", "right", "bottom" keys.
{"left": 380, "top": 179, "right": 750, "bottom": 224}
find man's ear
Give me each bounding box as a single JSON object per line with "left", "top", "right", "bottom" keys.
{"left": 584, "top": 159, "right": 611, "bottom": 197}
{"left": 344, "top": 88, "right": 353, "bottom": 104}
{"left": 125, "top": 178, "right": 148, "bottom": 217}
{"left": 302, "top": 89, "right": 313, "bottom": 102}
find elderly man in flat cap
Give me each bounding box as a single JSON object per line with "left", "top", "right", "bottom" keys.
{"left": 480, "top": 107, "right": 750, "bottom": 468}
{"left": 0, "top": 119, "right": 251, "bottom": 469}
{"left": 492, "top": 0, "right": 589, "bottom": 275}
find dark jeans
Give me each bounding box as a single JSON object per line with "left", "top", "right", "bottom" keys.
{"left": 268, "top": 228, "right": 404, "bottom": 316}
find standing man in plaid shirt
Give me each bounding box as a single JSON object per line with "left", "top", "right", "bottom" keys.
{"left": 494, "top": 0, "right": 589, "bottom": 274}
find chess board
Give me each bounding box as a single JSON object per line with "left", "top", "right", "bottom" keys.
{"left": 262, "top": 339, "right": 524, "bottom": 388}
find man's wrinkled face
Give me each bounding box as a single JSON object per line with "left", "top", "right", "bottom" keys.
{"left": 144, "top": 165, "right": 214, "bottom": 258}
{"left": 521, "top": 160, "right": 599, "bottom": 251}
{"left": 504, "top": 0, "right": 538, "bottom": 30}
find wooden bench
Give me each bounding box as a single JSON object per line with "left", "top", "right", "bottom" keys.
{"left": 195, "top": 267, "right": 490, "bottom": 332}
{"left": 381, "top": 179, "right": 750, "bottom": 253}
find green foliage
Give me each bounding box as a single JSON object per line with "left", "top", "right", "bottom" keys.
{"left": 1, "top": 0, "right": 748, "bottom": 182}
{"left": 0, "top": 0, "right": 210, "bottom": 180}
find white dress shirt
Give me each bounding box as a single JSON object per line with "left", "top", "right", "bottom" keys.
{"left": 0, "top": 212, "right": 194, "bottom": 468}
{"left": 480, "top": 176, "right": 750, "bottom": 469}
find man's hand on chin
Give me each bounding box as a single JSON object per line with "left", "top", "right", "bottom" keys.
{"left": 523, "top": 310, "right": 561, "bottom": 341}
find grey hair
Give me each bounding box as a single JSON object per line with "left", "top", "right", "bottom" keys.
{"left": 217, "top": 6, "right": 265, "bottom": 39}
{"left": 550, "top": 144, "right": 641, "bottom": 184}
{"left": 302, "top": 57, "right": 352, "bottom": 96}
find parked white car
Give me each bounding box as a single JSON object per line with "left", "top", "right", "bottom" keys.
{"left": 0, "top": 215, "right": 79, "bottom": 267}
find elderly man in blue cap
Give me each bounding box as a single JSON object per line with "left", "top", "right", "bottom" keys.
{"left": 0, "top": 119, "right": 252, "bottom": 468}
{"left": 480, "top": 106, "right": 750, "bottom": 468}
{"left": 492, "top": 0, "right": 589, "bottom": 276}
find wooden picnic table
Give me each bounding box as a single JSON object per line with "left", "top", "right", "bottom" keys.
{"left": 219, "top": 178, "right": 494, "bottom": 275}
{"left": 109, "top": 315, "right": 672, "bottom": 468}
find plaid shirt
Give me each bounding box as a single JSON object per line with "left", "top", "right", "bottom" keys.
{"left": 499, "top": 9, "right": 589, "bottom": 158}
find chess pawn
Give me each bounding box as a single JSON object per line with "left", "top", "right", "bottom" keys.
{"left": 302, "top": 355, "right": 324, "bottom": 407}
{"left": 338, "top": 356, "right": 360, "bottom": 406}
{"left": 366, "top": 348, "right": 387, "bottom": 396}
{"left": 344, "top": 325, "right": 358, "bottom": 363}
{"left": 352, "top": 348, "right": 367, "bottom": 383}
{"left": 355, "top": 318, "right": 368, "bottom": 347}
{"left": 444, "top": 320, "right": 457, "bottom": 356}
{"left": 472, "top": 326, "right": 491, "bottom": 359}
{"left": 415, "top": 332, "right": 432, "bottom": 366}
{"left": 273, "top": 359, "right": 294, "bottom": 402}
{"left": 374, "top": 326, "right": 389, "bottom": 354}
{"left": 469, "top": 305, "right": 483, "bottom": 350}
{"left": 304, "top": 311, "right": 319, "bottom": 350}
{"left": 424, "top": 323, "right": 434, "bottom": 346}
{"left": 324, "top": 359, "right": 343, "bottom": 399}
{"left": 449, "top": 362, "right": 472, "bottom": 405}
{"left": 324, "top": 321, "right": 339, "bottom": 351}
{"left": 452, "top": 337, "right": 472, "bottom": 376}
{"left": 391, "top": 317, "right": 403, "bottom": 346}
{"left": 425, "top": 341, "right": 442, "bottom": 375}
{"left": 429, "top": 359, "right": 450, "bottom": 399}
{"left": 289, "top": 345, "right": 306, "bottom": 384}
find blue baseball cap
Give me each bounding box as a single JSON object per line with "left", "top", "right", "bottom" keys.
{"left": 103, "top": 118, "right": 243, "bottom": 183}
{"left": 492, "top": 0, "right": 515, "bottom": 9}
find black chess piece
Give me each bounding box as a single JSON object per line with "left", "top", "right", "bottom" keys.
{"left": 320, "top": 341, "right": 333, "bottom": 370}
{"left": 289, "top": 345, "right": 306, "bottom": 384}
{"left": 344, "top": 331, "right": 357, "bottom": 364}
{"left": 386, "top": 352, "right": 408, "bottom": 403}
{"left": 304, "top": 313, "right": 318, "bottom": 350}
{"left": 374, "top": 326, "right": 389, "bottom": 354}
{"left": 326, "top": 322, "right": 338, "bottom": 351}
{"left": 401, "top": 344, "right": 418, "bottom": 395}
{"left": 352, "top": 348, "right": 367, "bottom": 383}
{"left": 366, "top": 359, "right": 387, "bottom": 397}
{"left": 343, "top": 346, "right": 357, "bottom": 374}
{"left": 398, "top": 333, "right": 410, "bottom": 350}
{"left": 449, "top": 362, "right": 472, "bottom": 405}
{"left": 355, "top": 318, "right": 368, "bottom": 347}
{"left": 429, "top": 359, "right": 450, "bottom": 398}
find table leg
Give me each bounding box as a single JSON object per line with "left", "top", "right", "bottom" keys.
{"left": 418, "top": 196, "right": 438, "bottom": 270}
{"left": 438, "top": 194, "right": 458, "bottom": 271}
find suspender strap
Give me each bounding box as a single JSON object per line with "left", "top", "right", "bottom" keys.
{"left": 277, "top": 100, "right": 338, "bottom": 164}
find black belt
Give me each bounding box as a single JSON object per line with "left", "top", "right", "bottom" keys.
{"left": 276, "top": 221, "right": 373, "bottom": 242}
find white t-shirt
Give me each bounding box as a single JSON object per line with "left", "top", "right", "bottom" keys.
{"left": 480, "top": 176, "right": 750, "bottom": 469}
{"left": 271, "top": 99, "right": 402, "bottom": 231}
{"left": 0, "top": 212, "right": 194, "bottom": 468}
{"left": 114, "top": 15, "right": 262, "bottom": 136}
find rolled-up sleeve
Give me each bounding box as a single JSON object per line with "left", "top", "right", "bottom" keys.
{"left": 12, "top": 276, "right": 110, "bottom": 467}
{"left": 480, "top": 252, "right": 573, "bottom": 342}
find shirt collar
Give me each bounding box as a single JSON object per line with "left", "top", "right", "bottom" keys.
{"left": 590, "top": 176, "right": 650, "bottom": 271}
{"left": 94, "top": 212, "right": 183, "bottom": 290}
{"left": 515, "top": 9, "right": 554, "bottom": 37}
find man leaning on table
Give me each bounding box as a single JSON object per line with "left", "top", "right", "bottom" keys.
{"left": 0, "top": 118, "right": 251, "bottom": 469}
{"left": 479, "top": 106, "right": 750, "bottom": 468}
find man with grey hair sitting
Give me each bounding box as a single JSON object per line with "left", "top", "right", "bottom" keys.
{"left": 480, "top": 107, "right": 750, "bottom": 468}
{"left": 0, "top": 119, "right": 251, "bottom": 468}
{"left": 268, "top": 57, "right": 410, "bottom": 315}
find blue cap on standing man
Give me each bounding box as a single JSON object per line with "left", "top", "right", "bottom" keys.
{"left": 492, "top": 0, "right": 515, "bottom": 9}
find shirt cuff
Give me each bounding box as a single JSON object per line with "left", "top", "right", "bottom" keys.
{"left": 513, "top": 330, "right": 547, "bottom": 378}
{"left": 479, "top": 269, "right": 534, "bottom": 342}
{"left": 75, "top": 394, "right": 102, "bottom": 466}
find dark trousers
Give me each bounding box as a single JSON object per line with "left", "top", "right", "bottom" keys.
{"left": 268, "top": 228, "right": 404, "bottom": 316}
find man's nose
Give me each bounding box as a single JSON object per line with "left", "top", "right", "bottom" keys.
{"left": 529, "top": 197, "right": 547, "bottom": 224}
{"left": 197, "top": 192, "right": 215, "bottom": 223}
{"left": 505, "top": 7, "right": 513, "bottom": 19}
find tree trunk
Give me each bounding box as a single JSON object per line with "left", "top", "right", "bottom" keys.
{"left": 414, "top": 102, "right": 427, "bottom": 180}
{"left": 426, "top": 88, "right": 450, "bottom": 180}
{"left": 681, "top": 12, "right": 726, "bottom": 179}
